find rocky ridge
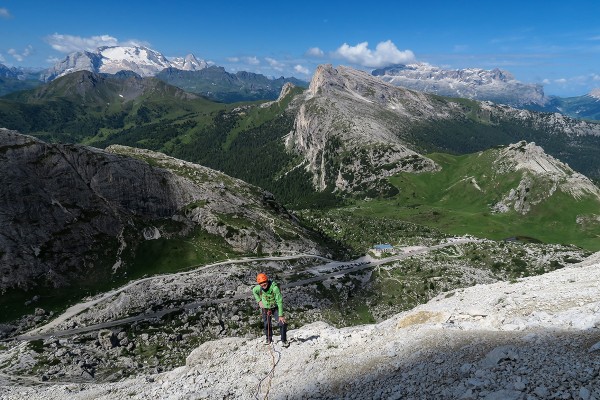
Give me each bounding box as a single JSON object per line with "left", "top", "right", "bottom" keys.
{"left": 4, "top": 251, "right": 599, "bottom": 399}
{"left": 20, "top": 70, "right": 199, "bottom": 104}
{"left": 40, "top": 45, "right": 207, "bottom": 82}
{"left": 491, "top": 141, "right": 600, "bottom": 214}
{"left": 284, "top": 64, "right": 600, "bottom": 196}
{"left": 0, "top": 129, "right": 324, "bottom": 291}
{"left": 286, "top": 64, "right": 440, "bottom": 195}
{"left": 372, "top": 63, "right": 548, "bottom": 108}
{"left": 167, "top": 54, "right": 208, "bottom": 71}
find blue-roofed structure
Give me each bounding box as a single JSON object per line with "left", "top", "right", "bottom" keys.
{"left": 372, "top": 243, "right": 395, "bottom": 256}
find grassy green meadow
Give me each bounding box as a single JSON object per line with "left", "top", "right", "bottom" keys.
{"left": 326, "top": 150, "right": 600, "bottom": 251}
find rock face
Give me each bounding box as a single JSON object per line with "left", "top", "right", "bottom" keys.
{"left": 0, "top": 63, "right": 26, "bottom": 79}
{"left": 286, "top": 64, "right": 439, "bottom": 196}
{"left": 372, "top": 63, "right": 548, "bottom": 108}
{"left": 0, "top": 129, "right": 324, "bottom": 291}
{"left": 40, "top": 45, "right": 207, "bottom": 82}
{"left": 167, "top": 54, "right": 207, "bottom": 71}
{"left": 6, "top": 251, "right": 600, "bottom": 399}
{"left": 284, "top": 65, "right": 600, "bottom": 196}
{"left": 491, "top": 141, "right": 600, "bottom": 214}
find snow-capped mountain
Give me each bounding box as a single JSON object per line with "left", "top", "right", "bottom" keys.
{"left": 0, "top": 63, "right": 25, "bottom": 79}
{"left": 372, "top": 63, "right": 548, "bottom": 108}
{"left": 590, "top": 88, "right": 600, "bottom": 100}
{"left": 168, "top": 54, "right": 208, "bottom": 71}
{"left": 40, "top": 45, "right": 208, "bottom": 82}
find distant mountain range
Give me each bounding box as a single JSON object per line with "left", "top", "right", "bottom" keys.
{"left": 373, "top": 63, "right": 600, "bottom": 120}
{"left": 0, "top": 64, "right": 42, "bottom": 96}
{"left": 40, "top": 45, "right": 208, "bottom": 82}
{"left": 0, "top": 45, "right": 307, "bottom": 103}
{"left": 541, "top": 92, "right": 600, "bottom": 121}
{"left": 2, "top": 47, "right": 600, "bottom": 114}
{"left": 3, "top": 63, "right": 600, "bottom": 186}
{"left": 372, "top": 63, "right": 547, "bottom": 107}
{"left": 156, "top": 66, "right": 307, "bottom": 102}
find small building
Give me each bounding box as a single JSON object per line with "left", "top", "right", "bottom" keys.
{"left": 372, "top": 243, "right": 395, "bottom": 256}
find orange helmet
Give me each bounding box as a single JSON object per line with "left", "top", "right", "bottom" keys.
{"left": 256, "top": 273, "right": 268, "bottom": 284}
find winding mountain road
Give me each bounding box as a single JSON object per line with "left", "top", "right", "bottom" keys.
{"left": 13, "top": 239, "right": 474, "bottom": 341}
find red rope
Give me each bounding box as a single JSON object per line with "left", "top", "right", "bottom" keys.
{"left": 255, "top": 309, "right": 280, "bottom": 400}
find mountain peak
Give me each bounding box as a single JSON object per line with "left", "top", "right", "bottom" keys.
{"left": 41, "top": 45, "right": 208, "bottom": 82}
{"left": 491, "top": 141, "right": 600, "bottom": 213}
{"left": 276, "top": 81, "right": 296, "bottom": 102}
{"left": 373, "top": 63, "right": 546, "bottom": 107}
{"left": 307, "top": 64, "right": 337, "bottom": 96}
{"left": 589, "top": 88, "right": 600, "bottom": 99}
{"left": 169, "top": 53, "right": 208, "bottom": 71}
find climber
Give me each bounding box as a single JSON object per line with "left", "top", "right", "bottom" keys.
{"left": 252, "top": 273, "right": 289, "bottom": 347}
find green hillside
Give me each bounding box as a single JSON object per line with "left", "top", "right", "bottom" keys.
{"left": 156, "top": 66, "right": 308, "bottom": 103}
{"left": 536, "top": 95, "right": 600, "bottom": 121}
{"left": 0, "top": 70, "right": 226, "bottom": 143}
{"left": 315, "top": 149, "right": 600, "bottom": 251}
{"left": 405, "top": 98, "right": 600, "bottom": 180}
{"left": 0, "top": 76, "right": 42, "bottom": 96}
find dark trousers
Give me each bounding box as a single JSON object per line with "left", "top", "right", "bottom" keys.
{"left": 262, "top": 307, "right": 287, "bottom": 342}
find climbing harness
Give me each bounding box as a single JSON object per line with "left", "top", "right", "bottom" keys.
{"left": 255, "top": 308, "right": 281, "bottom": 400}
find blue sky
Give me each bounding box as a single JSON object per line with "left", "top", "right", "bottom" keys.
{"left": 1, "top": 0, "right": 600, "bottom": 96}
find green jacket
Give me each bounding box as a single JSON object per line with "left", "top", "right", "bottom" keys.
{"left": 252, "top": 281, "right": 284, "bottom": 316}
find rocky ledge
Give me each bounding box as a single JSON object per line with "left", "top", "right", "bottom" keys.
{"left": 3, "top": 252, "right": 599, "bottom": 399}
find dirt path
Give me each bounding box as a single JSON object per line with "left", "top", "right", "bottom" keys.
{"left": 16, "top": 239, "right": 474, "bottom": 341}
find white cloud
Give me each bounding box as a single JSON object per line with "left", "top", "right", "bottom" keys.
{"left": 306, "top": 47, "right": 324, "bottom": 57}
{"left": 333, "top": 40, "right": 415, "bottom": 68}
{"left": 266, "top": 57, "right": 285, "bottom": 71}
{"left": 0, "top": 53, "right": 5, "bottom": 63}
{"left": 0, "top": 7, "right": 11, "bottom": 19}
{"left": 294, "top": 64, "right": 310, "bottom": 75}
{"left": 8, "top": 49, "right": 21, "bottom": 62}
{"left": 44, "top": 34, "right": 146, "bottom": 54}
{"left": 245, "top": 56, "right": 260, "bottom": 65}
{"left": 545, "top": 74, "right": 600, "bottom": 88}
{"left": 45, "top": 33, "right": 119, "bottom": 53}
{"left": 226, "top": 57, "right": 240, "bottom": 62}
{"left": 7, "top": 46, "right": 31, "bottom": 62}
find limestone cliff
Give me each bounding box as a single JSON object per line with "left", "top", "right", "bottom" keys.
{"left": 284, "top": 64, "right": 600, "bottom": 197}
{"left": 286, "top": 65, "right": 439, "bottom": 196}
{"left": 0, "top": 129, "right": 324, "bottom": 291}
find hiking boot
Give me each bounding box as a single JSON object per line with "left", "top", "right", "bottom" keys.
{"left": 281, "top": 341, "right": 290, "bottom": 348}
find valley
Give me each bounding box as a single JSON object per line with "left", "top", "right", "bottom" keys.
{"left": 1, "top": 59, "right": 599, "bottom": 398}
{"left": 0, "top": 236, "right": 589, "bottom": 386}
